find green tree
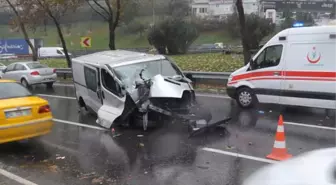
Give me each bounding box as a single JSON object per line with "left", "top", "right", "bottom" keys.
{"left": 148, "top": 18, "right": 199, "bottom": 55}
{"left": 18, "top": 0, "right": 83, "bottom": 67}
{"left": 226, "top": 11, "right": 275, "bottom": 63}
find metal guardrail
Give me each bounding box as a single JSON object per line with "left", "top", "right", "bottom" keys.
{"left": 55, "top": 68, "right": 231, "bottom": 85}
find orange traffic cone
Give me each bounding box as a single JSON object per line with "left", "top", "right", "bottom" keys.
{"left": 266, "top": 115, "right": 292, "bottom": 161}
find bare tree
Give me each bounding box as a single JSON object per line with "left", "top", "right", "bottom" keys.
{"left": 19, "top": 0, "right": 83, "bottom": 67}
{"left": 3, "top": 0, "right": 38, "bottom": 61}
{"left": 85, "top": 0, "right": 121, "bottom": 50}
{"left": 235, "top": 0, "right": 251, "bottom": 64}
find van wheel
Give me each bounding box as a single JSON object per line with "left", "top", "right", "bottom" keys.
{"left": 236, "top": 87, "right": 257, "bottom": 108}
{"left": 78, "top": 97, "right": 88, "bottom": 111}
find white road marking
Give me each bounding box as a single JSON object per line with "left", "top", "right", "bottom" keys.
{"left": 0, "top": 168, "right": 38, "bottom": 185}
{"left": 284, "top": 121, "right": 336, "bottom": 131}
{"left": 202, "top": 147, "right": 277, "bottom": 164}
{"left": 37, "top": 94, "right": 76, "bottom": 100}
{"left": 52, "top": 119, "right": 107, "bottom": 131}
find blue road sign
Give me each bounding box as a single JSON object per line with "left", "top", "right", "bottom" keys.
{"left": 0, "top": 39, "right": 29, "bottom": 55}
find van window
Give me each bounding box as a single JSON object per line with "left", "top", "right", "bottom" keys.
{"left": 252, "top": 45, "right": 283, "bottom": 70}
{"left": 84, "top": 66, "right": 97, "bottom": 92}
{"left": 101, "top": 68, "right": 121, "bottom": 97}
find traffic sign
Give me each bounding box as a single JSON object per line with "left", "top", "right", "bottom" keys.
{"left": 80, "top": 37, "right": 91, "bottom": 48}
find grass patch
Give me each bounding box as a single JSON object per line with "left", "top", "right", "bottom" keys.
{"left": 34, "top": 53, "right": 244, "bottom": 72}
{"left": 171, "top": 53, "right": 244, "bottom": 72}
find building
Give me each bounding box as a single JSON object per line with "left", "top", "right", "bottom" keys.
{"left": 191, "top": 0, "right": 259, "bottom": 18}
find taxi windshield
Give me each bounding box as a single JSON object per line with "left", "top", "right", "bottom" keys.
{"left": 0, "top": 82, "right": 32, "bottom": 99}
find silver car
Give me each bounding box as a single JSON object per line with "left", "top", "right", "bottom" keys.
{"left": 1, "top": 62, "right": 57, "bottom": 88}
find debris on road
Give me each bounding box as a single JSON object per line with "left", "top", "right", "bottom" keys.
{"left": 78, "top": 172, "right": 96, "bottom": 180}
{"left": 56, "top": 156, "right": 65, "bottom": 160}
{"left": 92, "top": 176, "right": 104, "bottom": 184}
{"left": 48, "top": 165, "right": 59, "bottom": 173}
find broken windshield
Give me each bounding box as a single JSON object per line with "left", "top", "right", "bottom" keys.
{"left": 113, "top": 59, "right": 183, "bottom": 88}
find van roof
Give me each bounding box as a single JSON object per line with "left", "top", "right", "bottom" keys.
{"left": 72, "top": 50, "right": 166, "bottom": 67}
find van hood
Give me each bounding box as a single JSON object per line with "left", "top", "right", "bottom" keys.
{"left": 126, "top": 74, "right": 193, "bottom": 102}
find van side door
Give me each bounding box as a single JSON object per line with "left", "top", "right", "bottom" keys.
{"left": 97, "top": 65, "right": 126, "bottom": 128}
{"left": 83, "top": 65, "right": 102, "bottom": 112}
{"left": 248, "top": 44, "right": 285, "bottom": 104}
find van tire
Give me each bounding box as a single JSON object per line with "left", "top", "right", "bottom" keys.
{"left": 78, "top": 97, "right": 88, "bottom": 111}
{"left": 236, "top": 87, "right": 257, "bottom": 108}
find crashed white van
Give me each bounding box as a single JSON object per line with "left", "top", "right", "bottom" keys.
{"left": 227, "top": 25, "right": 336, "bottom": 109}
{"left": 72, "top": 50, "right": 209, "bottom": 130}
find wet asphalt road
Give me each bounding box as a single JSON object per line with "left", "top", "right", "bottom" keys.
{"left": 0, "top": 84, "right": 335, "bottom": 185}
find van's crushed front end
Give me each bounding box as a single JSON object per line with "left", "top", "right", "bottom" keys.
{"left": 113, "top": 74, "right": 230, "bottom": 135}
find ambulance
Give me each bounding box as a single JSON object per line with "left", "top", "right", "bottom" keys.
{"left": 226, "top": 26, "right": 336, "bottom": 109}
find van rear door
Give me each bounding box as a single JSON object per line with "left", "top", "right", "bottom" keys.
{"left": 247, "top": 44, "right": 285, "bottom": 104}
{"left": 83, "top": 65, "right": 102, "bottom": 112}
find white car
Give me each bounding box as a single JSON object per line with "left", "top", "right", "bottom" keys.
{"left": 243, "top": 147, "right": 336, "bottom": 185}
{"left": 1, "top": 61, "right": 57, "bottom": 88}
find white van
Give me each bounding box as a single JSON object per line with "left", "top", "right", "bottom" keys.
{"left": 72, "top": 50, "right": 203, "bottom": 130}
{"left": 227, "top": 25, "right": 336, "bottom": 109}
{"left": 38, "top": 47, "right": 71, "bottom": 58}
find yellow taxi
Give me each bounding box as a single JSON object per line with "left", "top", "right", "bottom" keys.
{"left": 0, "top": 79, "right": 53, "bottom": 144}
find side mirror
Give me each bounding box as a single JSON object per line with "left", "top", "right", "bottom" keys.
{"left": 248, "top": 58, "right": 254, "bottom": 70}
{"left": 185, "top": 73, "right": 193, "bottom": 81}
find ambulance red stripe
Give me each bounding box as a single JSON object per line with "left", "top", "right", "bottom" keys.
{"left": 231, "top": 71, "right": 336, "bottom": 82}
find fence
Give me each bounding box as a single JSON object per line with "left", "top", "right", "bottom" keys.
{"left": 55, "top": 68, "right": 231, "bottom": 86}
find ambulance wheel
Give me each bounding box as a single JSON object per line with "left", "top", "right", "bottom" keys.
{"left": 236, "top": 87, "right": 257, "bottom": 108}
